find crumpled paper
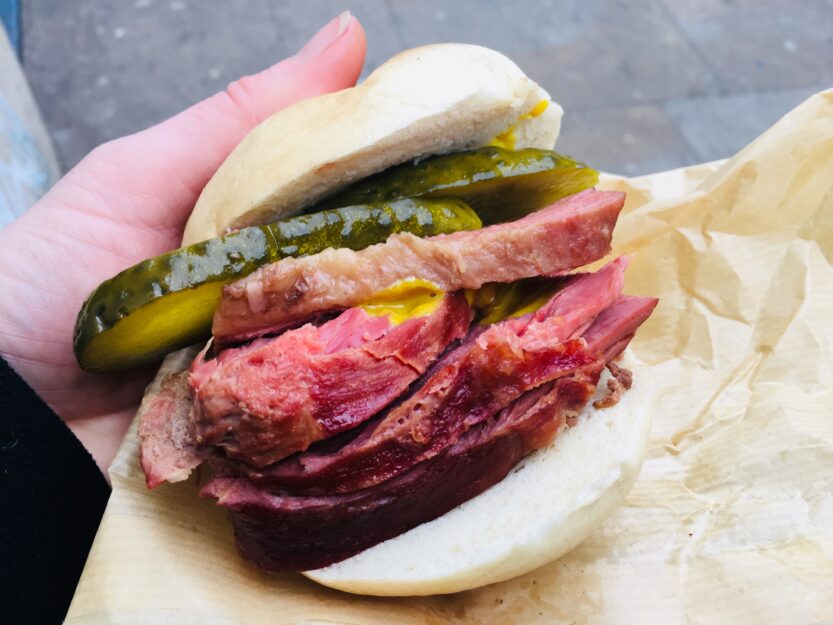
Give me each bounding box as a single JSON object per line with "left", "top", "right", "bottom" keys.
{"left": 65, "top": 90, "right": 833, "bottom": 625}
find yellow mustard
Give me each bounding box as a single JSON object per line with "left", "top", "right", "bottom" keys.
{"left": 360, "top": 276, "right": 560, "bottom": 327}
{"left": 489, "top": 99, "right": 550, "bottom": 151}
{"left": 359, "top": 278, "right": 445, "bottom": 325}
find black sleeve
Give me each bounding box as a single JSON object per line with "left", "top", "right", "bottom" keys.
{"left": 0, "top": 358, "right": 110, "bottom": 625}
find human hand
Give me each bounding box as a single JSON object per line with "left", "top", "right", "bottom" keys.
{"left": 0, "top": 12, "right": 366, "bottom": 474}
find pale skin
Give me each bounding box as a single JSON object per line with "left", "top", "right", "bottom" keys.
{"left": 0, "top": 13, "right": 367, "bottom": 475}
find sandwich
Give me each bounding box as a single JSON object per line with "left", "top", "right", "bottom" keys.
{"left": 73, "top": 44, "right": 658, "bottom": 596}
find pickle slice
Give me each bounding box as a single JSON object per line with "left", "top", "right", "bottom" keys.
{"left": 467, "top": 277, "right": 564, "bottom": 326}
{"left": 314, "top": 147, "right": 599, "bottom": 225}
{"left": 74, "top": 199, "right": 481, "bottom": 372}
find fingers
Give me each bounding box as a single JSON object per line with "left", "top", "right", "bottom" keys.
{"left": 84, "top": 12, "right": 366, "bottom": 231}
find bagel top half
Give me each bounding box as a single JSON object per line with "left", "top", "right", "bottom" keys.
{"left": 182, "top": 43, "right": 563, "bottom": 246}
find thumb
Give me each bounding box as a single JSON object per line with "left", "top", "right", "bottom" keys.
{"left": 84, "top": 12, "right": 366, "bottom": 229}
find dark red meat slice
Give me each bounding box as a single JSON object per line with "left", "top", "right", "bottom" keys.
{"left": 190, "top": 292, "right": 473, "bottom": 467}
{"left": 213, "top": 189, "right": 624, "bottom": 342}
{"left": 248, "top": 258, "right": 629, "bottom": 493}
{"left": 202, "top": 373, "right": 598, "bottom": 572}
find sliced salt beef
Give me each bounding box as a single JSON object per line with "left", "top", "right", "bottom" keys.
{"left": 190, "top": 292, "right": 472, "bottom": 468}
{"left": 213, "top": 189, "right": 625, "bottom": 343}
{"left": 138, "top": 369, "right": 200, "bottom": 488}
{"left": 202, "top": 375, "right": 596, "bottom": 571}
{"left": 202, "top": 293, "right": 657, "bottom": 571}
{"left": 247, "top": 258, "right": 630, "bottom": 494}
{"left": 582, "top": 294, "right": 658, "bottom": 360}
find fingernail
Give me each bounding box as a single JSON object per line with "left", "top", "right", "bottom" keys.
{"left": 296, "top": 11, "right": 352, "bottom": 62}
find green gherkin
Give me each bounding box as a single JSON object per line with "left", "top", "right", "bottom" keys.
{"left": 74, "top": 198, "right": 481, "bottom": 372}
{"left": 467, "top": 277, "right": 566, "bottom": 326}
{"left": 314, "top": 146, "right": 599, "bottom": 225}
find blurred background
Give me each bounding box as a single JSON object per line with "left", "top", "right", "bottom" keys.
{"left": 9, "top": 0, "right": 833, "bottom": 177}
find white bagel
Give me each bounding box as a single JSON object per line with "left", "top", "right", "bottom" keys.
{"left": 182, "top": 43, "right": 562, "bottom": 246}
{"left": 304, "top": 358, "right": 651, "bottom": 596}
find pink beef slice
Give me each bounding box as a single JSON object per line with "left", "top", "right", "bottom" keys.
{"left": 138, "top": 369, "right": 200, "bottom": 489}
{"left": 582, "top": 294, "right": 659, "bottom": 360}
{"left": 202, "top": 294, "right": 657, "bottom": 572}
{"left": 212, "top": 189, "right": 625, "bottom": 342}
{"left": 189, "top": 292, "right": 473, "bottom": 468}
{"left": 247, "top": 258, "right": 630, "bottom": 494}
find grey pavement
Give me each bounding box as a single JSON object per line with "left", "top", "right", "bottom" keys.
{"left": 22, "top": 0, "right": 833, "bottom": 176}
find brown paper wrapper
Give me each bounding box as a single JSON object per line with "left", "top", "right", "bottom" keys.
{"left": 66, "top": 90, "right": 833, "bottom": 624}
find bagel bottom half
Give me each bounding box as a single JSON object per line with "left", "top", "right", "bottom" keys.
{"left": 303, "top": 354, "right": 651, "bottom": 596}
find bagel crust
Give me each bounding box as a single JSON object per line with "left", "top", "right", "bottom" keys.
{"left": 303, "top": 356, "right": 651, "bottom": 596}
{"left": 182, "top": 44, "right": 562, "bottom": 246}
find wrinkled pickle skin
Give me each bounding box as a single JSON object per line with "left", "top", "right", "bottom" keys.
{"left": 468, "top": 277, "right": 567, "bottom": 326}
{"left": 313, "top": 147, "right": 599, "bottom": 224}
{"left": 74, "top": 199, "right": 481, "bottom": 372}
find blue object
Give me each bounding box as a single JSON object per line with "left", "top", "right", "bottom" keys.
{"left": 0, "top": 0, "right": 21, "bottom": 57}
{"left": 0, "top": 96, "right": 54, "bottom": 227}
